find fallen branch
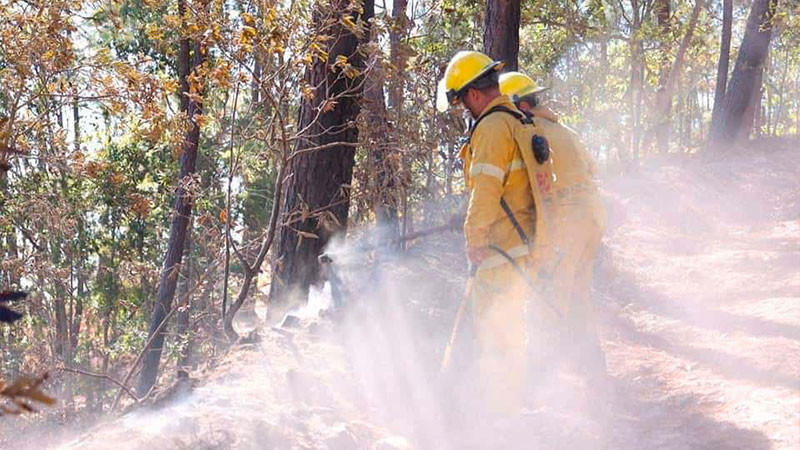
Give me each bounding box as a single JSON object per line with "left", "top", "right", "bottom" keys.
{"left": 57, "top": 366, "right": 139, "bottom": 403}
{"left": 110, "top": 303, "right": 178, "bottom": 412}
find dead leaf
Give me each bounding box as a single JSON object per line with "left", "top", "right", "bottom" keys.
{"left": 322, "top": 99, "right": 337, "bottom": 113}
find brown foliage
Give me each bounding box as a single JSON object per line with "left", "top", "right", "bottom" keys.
{"left": 0, "top": 373, "right": 55, "bottom": 416}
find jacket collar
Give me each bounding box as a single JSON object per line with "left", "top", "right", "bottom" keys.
{"left": 466, "top": 95, "right": 517, "bottom": 136}
{"left": 476, "top": 95, "right": 515, "bottom": 121}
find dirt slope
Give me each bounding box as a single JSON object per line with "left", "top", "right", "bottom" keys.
{"left": 599, "top": 146, "right": 799, "bottom": 449}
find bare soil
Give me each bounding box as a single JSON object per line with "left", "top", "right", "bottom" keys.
{"left": 597, "top": 147, "right": 799, "bottom": 449}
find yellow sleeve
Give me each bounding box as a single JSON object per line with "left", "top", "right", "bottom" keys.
{"left": 464, "top": 115, "right": 515, "bottom": 249}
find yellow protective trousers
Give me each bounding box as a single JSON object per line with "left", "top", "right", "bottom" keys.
{"left": 469, "top": 255, "right": 531, "bottom": 414}
{"left": 548, "top": 191, "right": 607, "bottom": 369}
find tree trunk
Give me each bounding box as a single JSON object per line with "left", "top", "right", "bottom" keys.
{"left": 268, "top": 0, "right": 374, "bottom": 304}
{"left": 252, "top": 59, "right": 261, "bottom": 107}
{"left": 710, "top": 0, "right": 779, "bottom": 146}
{"left": 649, "top": 0, "right": 702, "bottom": 154}
{"left": 629, "top": 16, "right": 644, "bottom": 160}
{"left": 774, "top": 47, "right": 789, "bottom": 135}
{"left": 363, "top": 55, "right": 398, "bottom": 244}
{"left": 652, "top": 0, "right": 672, "bottom": 153}
{"left": 373, "top": 0, "right": 407, "bottom": 241}
{"left": 387, "top": 0, "right": 408, "bottom": 243}
{"left": 71, "top": 264, "right": 84, "bottom": 358}
{"left": 175, "top": 228, "right": 193, "bottom": 372}
{"left": 483, "top": 0, "right": 521, "bottom": 70}
{"left": 138, "top": 1, "right": 205, "bottom": 395}
{"left": 795, "top": 77, "right": 799, "bottom": 135}
{"left": 600, "top": 35, "right": 609, "bottom": 86}
{"left": 54, "top": 285, "right": 68, "bottom": 368}
{"left": 710, "top": 0, "right": 733, "bottom": 131}
{"left": 765, "top": 56, "right": 773, "bottom": 135}
{"left": 388, "top": 0, "right": 409, "bottom": 111}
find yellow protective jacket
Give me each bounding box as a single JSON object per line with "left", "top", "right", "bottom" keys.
{"left": 533, "top": 118, "right": 598, "bottom": 202}
{"left": 522, "top": 113, "right": 605, "bottom": 319}
{"left": 459, "top": 96, "right": 536, "bottom": 271}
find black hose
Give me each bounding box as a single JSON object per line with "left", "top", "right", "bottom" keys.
{"left": 486, "top": 245, "right": 563, "bottom": 320}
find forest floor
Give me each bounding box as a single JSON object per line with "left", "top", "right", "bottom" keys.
{"left": 6, "top": 143, "right": 799, "bottom": 449}
{"left": 597, "top": 144, "right": 799, "bottom": 449}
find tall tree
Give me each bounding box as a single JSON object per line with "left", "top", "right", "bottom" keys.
{"left": 710, "top": 0, "right": 734, "bottom": 131}
{"left": 710, "top": 0, "right": 779, "bottom": 145}
{"left": 269, "top": 0, "right": 374, "bottom": 304}
{"left": 628, "top": 0, "right": 648, "bottom": 160}
{"left": 374, "top": 0, "right": 409, "bottom": 242}
{"left": 137, "top": 0, "right": 206, "bottom": 396}
{"left": 363, "top": 43, "right": 397, "bottom": 245}
{"left": 651, "top": 0, "right": 703, "bottom": 153}
{"left": 483, "top": 0, "right": 521, "bottom": 70}
{"left": 652, "top": 0, "right": 672, "bottom": 153}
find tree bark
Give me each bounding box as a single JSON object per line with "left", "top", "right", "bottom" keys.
{"left": 396, "top": 0, "right": 415, "bottom": 241}
{"left": 364, "top": 59, "right": 398, "bottom": 244}
{"left": 388, "top": 0, "right": 409, "bottom": 111}
{"left": 483, "top": 0, "right": 521, "bottom": 70}
{"left": 373, "top": 0, "right": 407, "bottom": 242}
{"left": 175, "top": 227, "right": 193, "bottom": 371}
{"left": 710, "top": 0, "right": 733, "bottom": 130}
{"left": 268, "top": 0, "right": 374, "bottom": 305}
{"left": 652, "top": 0, "right": 672, "bottom": 153}
{"left": 137, "top": 0, "right": 205, "bottom": 395}
{"left": 710, "top": 0, "right": 779, "bottom": 146}
{"left": 629, "top": 6, "right": 644, "bottom": 160}
{"left": 652, "top": 0, "right": 703, "bottom": 153}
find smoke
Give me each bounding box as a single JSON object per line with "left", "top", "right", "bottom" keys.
{"left": 7, "top": 143, "right": 797, "bottom": 449}
{"left": 9, "top": 222, "right": 606, "bottom": 449}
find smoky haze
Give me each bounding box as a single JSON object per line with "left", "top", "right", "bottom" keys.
{"left": 5, "top": 143, "right": 799, "bottom": 449}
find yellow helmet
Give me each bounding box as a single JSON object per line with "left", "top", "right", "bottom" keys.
{"left": 498, "top": 72, "right": 548, "bottom": 100}
{"left": 436, "top": 51, "right": 505, "bottom": 112}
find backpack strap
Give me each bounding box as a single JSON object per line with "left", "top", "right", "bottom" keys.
{"left": 500, "top": 197, "right": 531, "bottom": 247}
{"left": 468, "top": 105, "right": 532, "bottom": 137}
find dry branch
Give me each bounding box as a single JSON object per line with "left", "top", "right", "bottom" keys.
{"left": 57, "top": 366, "right": 139, "bottom": 403}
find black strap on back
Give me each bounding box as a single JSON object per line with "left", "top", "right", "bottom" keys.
{"left": 467, "top": 104, "right": 533, "bottom": 248}
{"left": 468, "top": 105, "right": 532, "bottom": 137}
{"left": 500, "top": 197, "right": 530, "bottom": 247}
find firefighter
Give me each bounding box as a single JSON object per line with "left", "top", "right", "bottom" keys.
{"left": 437, "top": 51, "right": 537, "bottom": 413}
{"left": 496, "top": 71, "right": 561, "bottom": 124}
{"left": 499, "top": 71, "right": 608, "bottom": 378}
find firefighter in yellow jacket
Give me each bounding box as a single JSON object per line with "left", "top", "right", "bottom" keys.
{"left": 499, "top": 71, "right": 608, "bottom": 377}
{"left": 437, "top": 51, "right": 537, "bottom": 412}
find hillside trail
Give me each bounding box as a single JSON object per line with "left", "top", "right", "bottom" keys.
{"left": 7, "top": 145, "right": 799, "bottom": 449}
{"left": 597, "top": 145, "right": 799, "bottom": 449}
